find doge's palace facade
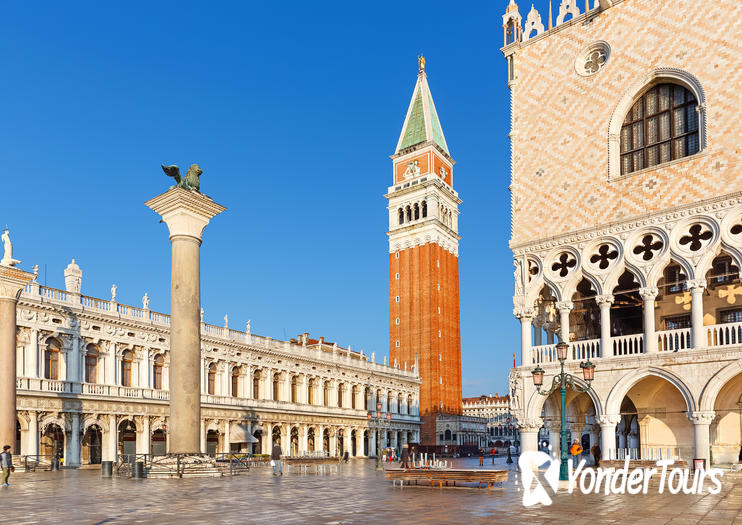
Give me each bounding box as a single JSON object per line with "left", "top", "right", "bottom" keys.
{"left": 503, "top": 0, "right": 742, "bottom": 466}
{"left": 12, "top": 260, "right": 420, "bottom": 467}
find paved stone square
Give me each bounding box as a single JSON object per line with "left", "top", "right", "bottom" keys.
{"left": 1, "top": 458, "right": 741, "bottom": 524}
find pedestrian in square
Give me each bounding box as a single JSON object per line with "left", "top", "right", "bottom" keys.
{"left": 591, "top": 443, "right": 601, "bottom": 468}
{"left": 400, "top": 443, "right": 410, "bottom": 469}
{"left": 1, "top": 445, "right": 14, "bottom": 487}
{"left": 271, "top": 443, "right": 283, "bottom": 476}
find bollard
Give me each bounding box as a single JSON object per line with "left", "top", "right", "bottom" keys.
{"left": 101, "top": 461, "right": 113, "bottom": 477}
{"left": 132, "top": 461, "right": 145, "bottom": 479}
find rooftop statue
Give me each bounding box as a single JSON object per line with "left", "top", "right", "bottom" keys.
{"left": 161, "top": 163, "right": 202, "bottom": 192}
{"left": 1, "top": 228, "right": 21, "bottom": 267}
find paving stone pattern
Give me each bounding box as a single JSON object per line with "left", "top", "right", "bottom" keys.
{"left": 1, "top": 458, "right": 741, "bottom": 524}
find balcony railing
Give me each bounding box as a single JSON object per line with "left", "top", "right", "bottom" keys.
{"left": 527, "top": 322, "right": 742, "bottom": 366}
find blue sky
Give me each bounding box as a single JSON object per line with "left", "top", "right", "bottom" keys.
{"left": 0, "top": 1, "right": 554, "bottom": 395}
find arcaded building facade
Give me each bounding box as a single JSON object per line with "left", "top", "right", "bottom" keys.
{"left": 505, "top": 0, "right": 742, "bottom": 465}
{"left": 387, "top": 59, "right": 463, "bottom": 445}
{"left": 12, "top": 261, "right": 420, "bottom": 466}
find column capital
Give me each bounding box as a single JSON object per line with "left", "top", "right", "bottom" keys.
{"left": 639, "top": 287, "right": 659, "bottom": 301}
{"left": 687, "top": 411, "right": 716, "bottom": 425}
{"left": 145, "top": 187, "right": 226, "bottom": 241}
{"left": 595, "top": 294, "right": 614, "bottom": 307}
{"left": 0, "top": 266, "right": 34, "bottom": 301}
{"left": 597, "top": 414, "right": 621, "bottom": 426}
{"left": 686, "top": 278, "right": 707, "bottom": 291}
{"left": 518, "top": 418, "right": 543, "bottom": 433}
{"left": 555, "top": 301, "right": 574, "bottom": 312}
{"left": 514, "top": 307, "right": 536, "bottom": 320}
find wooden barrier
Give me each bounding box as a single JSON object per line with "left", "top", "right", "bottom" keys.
{"left": 385, "top": 468, "right": 508, "bottom": 492}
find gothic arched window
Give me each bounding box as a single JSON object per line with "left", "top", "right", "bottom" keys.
{"left": 232, "top": 366, "right": 240, "bottom": 397}
{"left": 253, "top": 370, "right": 261, "bottom": 399}
{"left": 208, "top": 363, "right": 216, "bottom": 395}
{"left": 398, "top": 208, "right": 404, "bottom": 225}
{"left": 44, "top": 338, "right": 61, "bottom": 380}
{"left": 620, "top": 83, "right": 699, "bottom": 175}
{"left": 85, "top": 344, "right": 99, "bottom": 384}
{"left": 121, "top": 350, "right": 133, "bottom": 387}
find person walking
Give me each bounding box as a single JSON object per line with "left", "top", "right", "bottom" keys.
{"left": 271, "top": 443, "right": 283, "bottom": 476}
{"left": 400, "top": 443, "right": 410, "bottom": 469}
{"left": 591, "top": 443, "right": 601, "bottom": 468}
{"left": 1, "top": 445, "right": 14, "bottom": 487}
{"left": 569, "top": 439, "right": 583, "bottom": 461}
{"left": 343, "top": 450, "right": 349, "bottom": 463}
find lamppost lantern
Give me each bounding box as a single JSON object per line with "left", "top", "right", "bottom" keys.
{"left": 376, "top": 402, "right": 382, "bottom": 412}
{"left": 386, "top": 413, "right": 391, "bottom": 422}
{"left": 367, "top": 412, "right": 372, "bottom": 420}
{"left": 376, "top": 411, "right": 381, "bottom": 419}
{"left": 555, "top": 340, "right": 569, "bottom": 361}
{"left": 580, "top": 359, "right": 596, "bottom": 383}
{"left": 531, "top": 366, "right": 545, "bottom": 387}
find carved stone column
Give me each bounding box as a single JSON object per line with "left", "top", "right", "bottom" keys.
{"left": 687, "top": 279, "right": 707, "bottom": 349}
{"left": 595, "top": 294, "right": 613, "bottom": 357}
{"left": 556, "top": 301, "right": 574, "bottom": 344}
{"left": 515, "top": 307, "right": 535, "bottom": 366}
{"left": 0, "top": 265, "right": 33, "bottom": 450}
{"left": 146, "top": 187, "right": 225, "bottom": 454}
{"left": 598, "top": 414, "right": 621, "bottom": 461}
{"left": 688, "top": 411, "right": 715, "bottom": 464}
{"left": 640, "top": 287, "right": 659, "bottom": 354}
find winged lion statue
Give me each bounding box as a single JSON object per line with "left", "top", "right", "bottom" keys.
{"left": 161, "top": 163, "right": 202, "bottom": 192}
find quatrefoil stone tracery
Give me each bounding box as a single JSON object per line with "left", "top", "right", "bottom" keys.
{"left": 633, "top": 235, "right": 663, "bottom": 261}
{"left": 679, "top": 224, "right": 712, "bottom": 252}
{"left": 590, "top": 244, "right": 618, "bottom": 270}
{"left": 551, "top": 253, "right": 577, "bottom": 277}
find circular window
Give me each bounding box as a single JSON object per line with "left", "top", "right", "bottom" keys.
{"left": 575, "top": 41, "right": 611, "bottom": 77}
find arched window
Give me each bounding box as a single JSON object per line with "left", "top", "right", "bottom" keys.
{"left": 388, "top": 390, "right": 394, "bottom": 412}
{"left": 422, "top": 201, "right": 427, "bottom": 218}
{"left": 406, "top": 206, "right": 412, "bottom": 222}
{"left": 407, "top": 394, "right": 412, "bottom": 415}
{"left": 398, "top": 208, "right": 404, "bottom": 225}
{"left": 253, "top": 370, "right": 261, "bottom": 399}
{"left": 621, "top": 83, "right": 699, "bottom": 175}
{"left": 351, "top": 385, "right": 357, "bottom": 409}
{"left": 121, "top": 350, "right": 133, "bottom": 387}
{"left": 231, "top": 366, "right": 240, "bottom": 397}
{"left": 272, "top": 373, "right": 280, "bottom": 401}
{"left": 153, "top": 354, "right": 164, "bottom": 390}
{"left": 291, "top": 376, "right": 298, "bottom": 403}
{"left": 323, "top": 381, "right": 330, "bottom": 406}
{"left": 84, "top": 344, "right": 98, "bottom": 384}
{"left": 414, "top": 203, "right": 420, "bottom": 220}
{"left": 44, "top": 338, "right": 60, "bottom": 380}
{"left": 337, "top": 383, "right": 344, "bottom": 408}
{"left": 308, "top": 379, "right": 315, "bottom": 405}
{"left": 397, "top": 393, "right": 403, "bottom": 414}
{"left": 444, "top": 429, "right": 452, "bottom": 441}
{"left": 365, "top": 387, "right": 371, "bottom": 410}
{"left": 207, "top": 363, "right": 217, "bottom": 395}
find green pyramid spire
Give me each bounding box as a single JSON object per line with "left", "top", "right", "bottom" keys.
{"left": 395, "top": 66, "right": 450, "bottom": 157}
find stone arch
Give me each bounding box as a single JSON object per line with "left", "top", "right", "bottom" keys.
{"left": 40, "top": 414, "right": 69, "bottom": 434}
{"left": 206, "top": 420, "right": 220, "bottom": 433}
{"left": 608, "top": 68, "right": 707, "bottom": 180}
{"left": 81, "top": 416, "right": 104, "bottom": 434}
{"left": 605, "top": 367, "right": 696, "bottom": 415}
{"left": 699, "top": 360, "right": 742, "bottom": 412}
{"left": 526, "top": 376, "right": 603, "bottom": 422}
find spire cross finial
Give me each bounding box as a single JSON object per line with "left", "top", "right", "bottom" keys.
{"left": 418, "top": 54, "right": 425, "bottom": 73}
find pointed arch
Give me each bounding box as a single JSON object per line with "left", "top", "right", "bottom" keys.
{"left": 604, "top": 367, "right": 696, "bottom": 416}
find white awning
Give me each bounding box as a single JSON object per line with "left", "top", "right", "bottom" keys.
{"left": 230, "top": 424, "right": 258, "bottom": 443}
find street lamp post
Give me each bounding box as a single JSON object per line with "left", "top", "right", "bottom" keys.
{"left": 531, "top": 340, "right": 596, "bottom": 481}
{"left": 368, "top": 402, "right": 392, "bottom": 471}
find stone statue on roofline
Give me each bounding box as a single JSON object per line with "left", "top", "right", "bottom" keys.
{"left": 1, "top": 228, "right": 21, "bottom": 267}
{"left": 161, "top": 163, "right": 202, "bottom": 192}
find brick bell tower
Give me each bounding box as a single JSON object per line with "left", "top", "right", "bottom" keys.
{"left": 387, "top": 57, "right": 462, "bottom": 446}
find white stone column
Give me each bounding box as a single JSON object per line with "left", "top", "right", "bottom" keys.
{"left": 640, "top": 287, "right": 658, "bottom": 354}
{"left": 67, "top": 412, "right": 81, "bottom": 467}
{"left": 200, "top": 420, "right": 206, "bottom": 454}
{"left": 688, "top": 279, "right": 706, "bottom": 349}
{"left": 547, "top": 422, "right": 561, "bottom": 458}
{"left": 518, "top": 420, "right": 542, "bottom": 454}
{"left": 0, "top": 265, "right": 34, "bottom": 450}
{"left": 223, "top": 420, "right": 231, "bottom": 453}
{"left": 516, "top": 308, "right": 535, "bottom": 366}
{"left": 103, "top": 415, "right": 118, "bottom": 463}
{"left": 595, "top": 294, "right": 613, "bottom": 358}
{"left": 146, "top": 187, "right": 226, "bottom": 454}
{"left": 556, "top": 301, "right": 573, "bottom": 344}
{"left": 28, "top": 329, "right": 39, "bottom": 378}
{"left": 137, "top": 417, "right": 151, "bottom": 455}
{"left": 688, "top": 411, "right": 715, "bottom": 464}
{"left": 316, "top": 425, "right": 324, "bottom": 454}
{"left": 106, "top": 343, "right": 116, "bottom": 385}
{"left": 598, "top": 415, "right": 620, "bottom": 461}
{"left": 24, "top": 411, "right": 39, "bottom": 456}
{"left": 533, "top": 317, "right": 543, "bottom": 346}
{"left": 300, "top": 426, "right": 308, "bottom": 456}
{"left": 329, "top": 428, "right": 337, "bottom": 456}
{"left": 368, "top": 428, "right": 376, "bottom": 457}
{"left": 262, "top": 425, "right": 270, "bottom": 454}
{"left": 355, "top": 429, "right": 363, "bottom": 457}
